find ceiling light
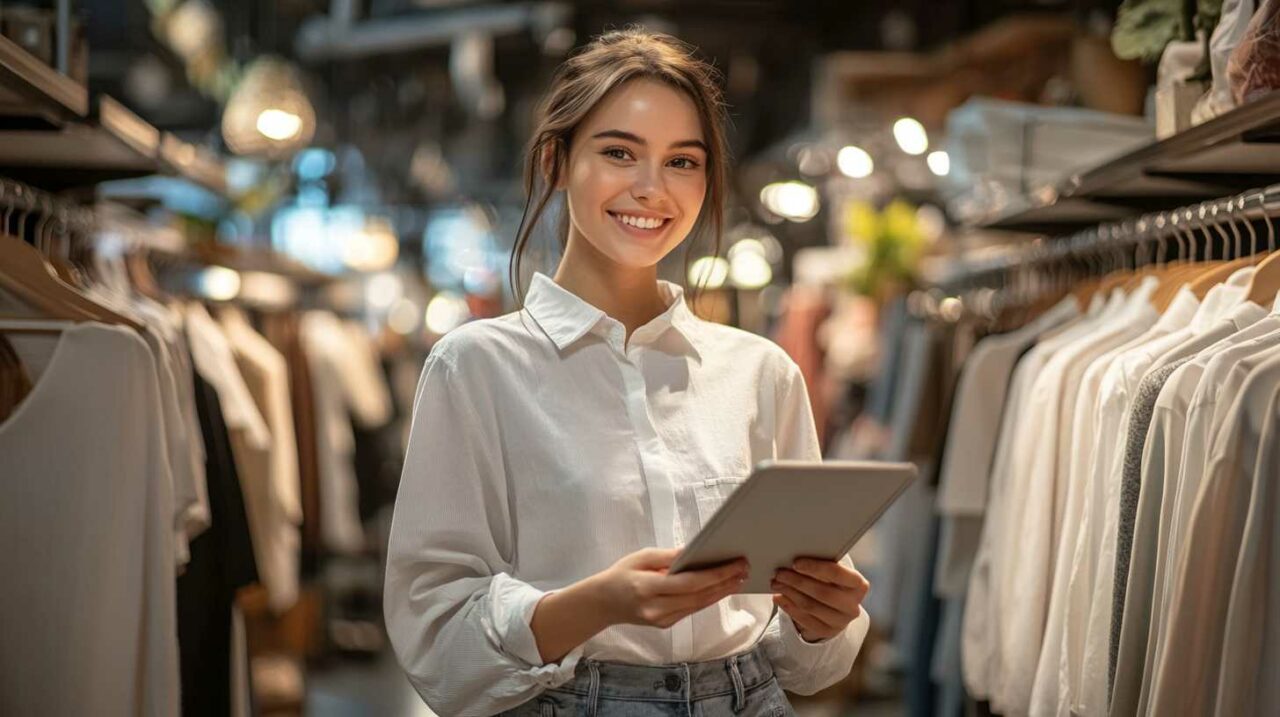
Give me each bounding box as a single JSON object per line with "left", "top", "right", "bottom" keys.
{"left": 198, "top": 266, "right": 240, "bottom": 301}
{"left": 836, "top": 146, "right": 874, "bottom": 178}
{"left": 760, "top": 181, "right": 820, "bottom": 222}
{"left": 688, "top": 256, "right": 730, "bottom": 290}
{"left": 927, "top": 150, "right": 950, "bottom": 176}
{"left": 425, "top": 292, "right": 471, "bottom": 334}
{"left": 729, "top": 251, "right": 773, "bottom": 289}
{"left": 223, "top": 57, "right": 316, "bottom": 157}
{"left": 893, "top": 117, "right": 928, "bottom": 155}
{"left": 256, "top": 109, "right": 303, "bottom": 141}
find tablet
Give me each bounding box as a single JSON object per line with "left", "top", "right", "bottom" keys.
{"left": 669, "top": 459, "right": 917, "bottom": 594}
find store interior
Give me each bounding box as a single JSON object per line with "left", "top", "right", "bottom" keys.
{"left": 2, "top": 0, "right": 1279, "bottom": 716}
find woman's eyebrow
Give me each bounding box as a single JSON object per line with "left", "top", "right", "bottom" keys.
{"left": 590, "top": 129, "right": 707, "bottom": 153}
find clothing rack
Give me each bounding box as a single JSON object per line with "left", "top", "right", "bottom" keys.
{"left": 914, "top": 183, "right": 1280, "bottom": 321}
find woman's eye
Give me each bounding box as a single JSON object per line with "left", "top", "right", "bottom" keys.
{"left": 603, "top": 148, "right": 631, "bottom": 161}
{"left": 670, "top": 157, "right": 701, "bottom": 170}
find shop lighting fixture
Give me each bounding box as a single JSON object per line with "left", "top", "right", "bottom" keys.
{"left": 893, "top": 117, "right": 928, "bottom": 155}
{"left": 425, "top": 292, "right": 472, "bottom": 334}
{"left": 256, "top": 109, "right": 304, "bottom": 141}
{"left": 366, "top": 273, "right": 403, "bottom": 309}
{"left": 836, "top": 145, "right": 874, "bottom": 178}
{"left": 198, "top": 266, "right": 241, "bottom": 301}
{"left": 688, "top": 256, "right": 730, "bottom": 290}
{"left": 728, "top": 238, "right": 767, "bottom": 261}
{"left": 387, "top": 298, "right": 422, "bottom": 335}
{"left": 729, "top": 251, "right": 773, "bottom": 289}
{"left": 759, "top": 181, "right": 820, "bottom": 222}
{"left": 926, "top": 150, "right": 950, "bottom": 176}
{"left": 223, "top": 57, "right": 316, "bottom": 157}
{"left": 344, "top": 218, "right": 400, "bottom": 272}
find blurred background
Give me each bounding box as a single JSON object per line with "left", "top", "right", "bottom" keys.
{"left": 3, "top": 0, "right": 1278, "bottom": 716}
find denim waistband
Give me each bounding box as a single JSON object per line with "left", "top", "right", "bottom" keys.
{"left": 548, "top": 644, "right": 775, "bottom": 704}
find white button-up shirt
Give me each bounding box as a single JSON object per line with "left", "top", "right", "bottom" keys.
{"left": 384, "top": 271, "right": 869, "bottom": 716}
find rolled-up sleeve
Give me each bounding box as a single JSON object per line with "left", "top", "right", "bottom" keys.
{"left": 384, "top": 348, "right": 583, "bottom": 716}
{"left": 761, "top": 352, "right": 871, "bottom": 695}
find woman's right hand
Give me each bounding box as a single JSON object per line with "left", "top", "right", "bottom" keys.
{"left": 593, "top": 548, "right": 749, "bottom": 629}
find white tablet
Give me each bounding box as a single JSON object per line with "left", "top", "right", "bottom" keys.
{"left": 669, "top": 459, "right": 917, "bottom": 594}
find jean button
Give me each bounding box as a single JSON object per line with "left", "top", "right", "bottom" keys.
{"left": 664, "top": 674, "right": 682, "bottom": 691}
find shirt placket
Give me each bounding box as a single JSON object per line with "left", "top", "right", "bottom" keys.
{"left": 604, "top": 323, "right": 694, "bottom": 663}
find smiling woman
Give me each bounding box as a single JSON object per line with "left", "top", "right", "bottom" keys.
{"left": 384, "top": 27, "right": 871, "bottom": 717}
{"left": 509, "top": 29, "right": 730, "bottom": 325}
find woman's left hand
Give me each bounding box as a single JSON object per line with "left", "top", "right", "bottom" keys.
{"left": 770, "top": 558, "right": 870, "bottom": 642}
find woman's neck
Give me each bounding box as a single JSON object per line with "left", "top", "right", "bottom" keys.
{"left": 553, "top": 235, "right": 669, "bottom": 340}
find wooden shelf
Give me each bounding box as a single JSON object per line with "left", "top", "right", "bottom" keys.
{"left": 979, "top": 90, "right": 1280, "bottom": 233}
{"left": 0, "top": 33, "right": 87, "bottom": 128}
{"left": 0, "top": 95, "right": 160, "bottom": 188}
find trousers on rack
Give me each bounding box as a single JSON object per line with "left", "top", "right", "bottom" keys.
{"left": 496, "top": 643, "right": 795, "bottom": 717}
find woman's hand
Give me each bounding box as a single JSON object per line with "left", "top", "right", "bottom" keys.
{"left": 769, "top": 558, "right": 870, "bottom": 642}
{"left": 594, "top": 547, "right": 749, "bottom": 629}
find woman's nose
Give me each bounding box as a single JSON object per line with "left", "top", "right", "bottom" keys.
{"left": 631, "top": 163, "right": 667, "bottom": 201}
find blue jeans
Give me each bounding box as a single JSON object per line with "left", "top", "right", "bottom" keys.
{"left": 499, "top": 645, "right": 796, "bottom": 716}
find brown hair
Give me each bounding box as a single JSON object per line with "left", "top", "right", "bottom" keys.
{"left": 509, "top": 27, "right": 731, "bottom": 307}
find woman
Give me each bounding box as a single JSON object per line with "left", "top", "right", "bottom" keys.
{"left": 385, "top": 28, "right": 871, "bottom": 716}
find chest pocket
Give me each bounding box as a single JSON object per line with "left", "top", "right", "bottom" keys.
{"left": 693, "top": 475, "right": 749, "bottom": 529}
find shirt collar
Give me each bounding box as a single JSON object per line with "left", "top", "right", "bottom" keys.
{"left": 523, "top": 271, "right": 700, "bottom": 355}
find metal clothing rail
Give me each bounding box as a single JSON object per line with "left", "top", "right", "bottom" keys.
{"left": 941, "top": 183, "right": 1280, "bottom": 290}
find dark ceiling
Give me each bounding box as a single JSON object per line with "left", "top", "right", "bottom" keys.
{"left": 79, "top": 0, "right": 1112, "bottom": 205}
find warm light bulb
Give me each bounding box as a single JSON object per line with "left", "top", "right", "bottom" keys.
{"left": 688, "top": 256, "right": 730, "bottom": 289}
{"left": 893, "top": 117, "right": 928, "bottom": 155}
{"left": 256, "top": 109, "right": 303, "bottom": 141}
{"left": 836, "top": 145, "right": 874, "bottom": 178}
{"left": 927, "top": 150, "right": 950, "bottom": 176}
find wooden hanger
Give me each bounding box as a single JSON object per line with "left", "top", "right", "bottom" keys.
{"left": 0, "top": 231, "right": 143, "bottom": 332}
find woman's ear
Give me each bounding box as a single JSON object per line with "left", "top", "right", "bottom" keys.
{"left": 542, "top": 141, "right": 566, "bottom": 191}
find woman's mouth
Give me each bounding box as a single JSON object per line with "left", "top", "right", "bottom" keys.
{"left": 608, "top": 211, "right": 672, "bottom": 238}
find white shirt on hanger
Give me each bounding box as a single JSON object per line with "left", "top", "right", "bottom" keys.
{"left": 964, "top": 291, "right": 1112, "bottom": 705}
{"left": 383, "top": 271, "right": 869, "bottom": 716}
{"left": 1019, "top": 279, "right": 1158, "bottom": 716}
{"left": 1133, "top": 308, "right": 1280, "bottom": 715}
{"left": 1110, "top": 298, "right": 1269, "bottom": 717}
{"left": 1213, "top": 353, "right": 1280, "bottom": 716}
{"left": 1074, "top": 287, "right": 1202, "bottom": 716}
{"left": 0, "top": 323, "right": 179, "bottom": 717}
{"left": 1149, "top": 345, "right": 1280, "bottom": 716}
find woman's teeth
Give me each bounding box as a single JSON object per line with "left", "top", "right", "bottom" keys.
{"left": 612, "top": 213, "right": 666, "bottom": 230}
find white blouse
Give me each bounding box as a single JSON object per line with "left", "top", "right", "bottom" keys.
{"left": 384, "top": 271, "right": 869, "bottom": 716}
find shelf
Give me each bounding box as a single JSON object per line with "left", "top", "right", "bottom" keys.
{"left": 0, "top": 33, "right": 87, "bottom": 128}
{"left": 977, "top": 90, "right": 1280, "bottom": 233}
{"left": 0, "top": 95, "right": 160, "bottom": 188}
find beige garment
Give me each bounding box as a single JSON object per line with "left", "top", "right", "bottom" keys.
{"left": 220, "top": 307, "right": 302, "bottom": 614}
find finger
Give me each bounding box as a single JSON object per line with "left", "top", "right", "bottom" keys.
{"left": 656, "top": 573, "right": 743, "bottom": 623}
{"left": 776, "top": 595, "right": 834, "bottom": 638}
{"left": 657, "top": 559, "right": 748, "bottom": 595}
{"left": 774, "top": 585, "right": 846, "bottom": 629}
{"left": 635, "top": 547, "right": 683, "bottom": 569}
{"left": 773, "top": 570, "right": 860, "bottom": 619}
{"left": 791, "top": 558, "right": 866, "bottom": 591}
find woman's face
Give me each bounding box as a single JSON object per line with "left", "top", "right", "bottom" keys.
{"left": 559, "top": 77, "right": 708, "bottom": 270}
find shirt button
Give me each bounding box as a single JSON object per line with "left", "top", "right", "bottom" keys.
{"left": 664, "top": 674, "right": 682, "bottom": 691}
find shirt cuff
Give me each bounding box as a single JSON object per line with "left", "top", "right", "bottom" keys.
{"left": 486, "top": 573, "right": 586, "bottom": 686}
{"left": 780, "top": 607, "right": 870, "bottom": 648}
